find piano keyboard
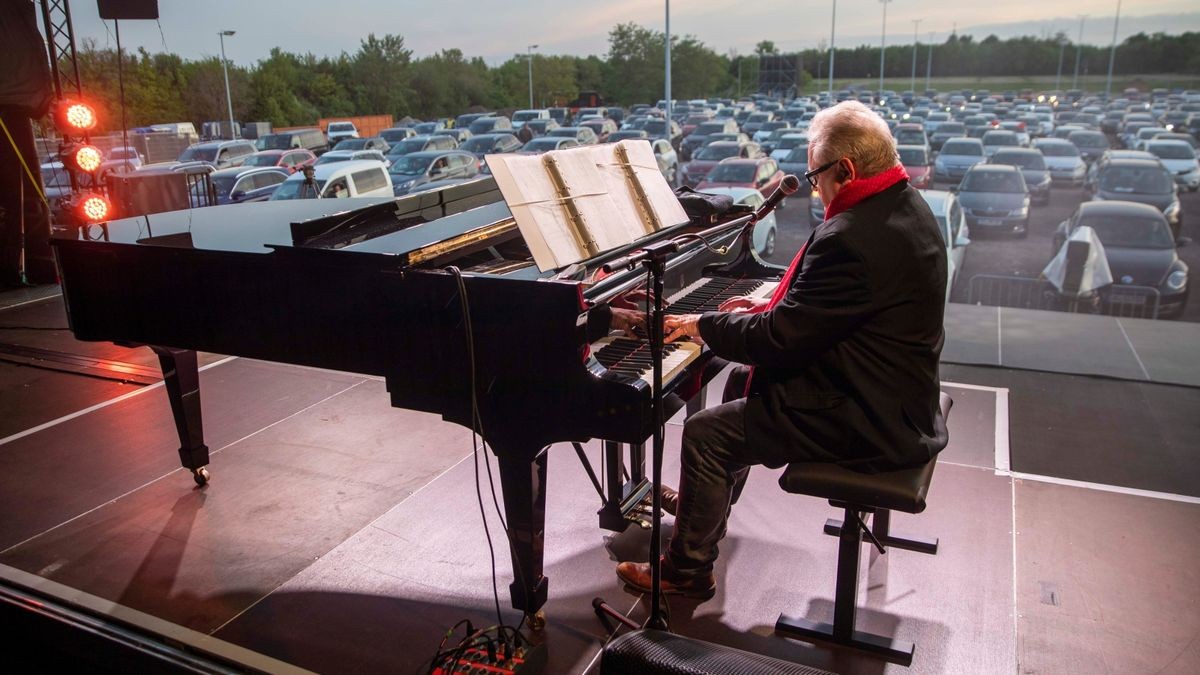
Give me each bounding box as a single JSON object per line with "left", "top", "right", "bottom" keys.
{"left": 591, "top": 336, "right": 702, "bottom": 388}
{"left": 665, "top": 277, "right": 780, "bottom": 314}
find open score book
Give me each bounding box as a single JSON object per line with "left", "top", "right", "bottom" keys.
{"left": 486, "top": 140, "right": 689, "bottom": 272}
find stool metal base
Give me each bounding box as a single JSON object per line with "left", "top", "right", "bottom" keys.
{"left": 775, "top": 615, "right": 915, "bottom": 666}
{"left": 824, "top": 510, "right": 939, "bottom": 555}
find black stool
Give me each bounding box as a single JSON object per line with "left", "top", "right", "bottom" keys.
{"left": 773, "top": 393, "right": 953, "bottom": 666}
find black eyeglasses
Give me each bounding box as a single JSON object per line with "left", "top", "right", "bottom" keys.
{"left": 804, "top": 160, "right": 838, "bottom": 190}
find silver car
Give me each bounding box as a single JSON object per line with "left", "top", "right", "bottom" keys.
{"left": 1032, "top": 138, "right": 1086, "bottom": 187}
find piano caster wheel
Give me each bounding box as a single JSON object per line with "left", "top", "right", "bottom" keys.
{"left": 527, "top": 610, "right": 546, "bottom": 631}
{"left": 192, "top": 467, "right": 210, "bottom": 486}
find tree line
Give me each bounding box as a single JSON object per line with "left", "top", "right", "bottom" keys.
{"left": 67, "top": 27, "right": 1199, "bottom": 132}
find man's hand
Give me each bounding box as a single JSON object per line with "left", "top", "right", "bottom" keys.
{"left": 718, "top": 294, "right": 770, "bottom": 313}
{"left": 663, "top": 314, "right": 701, "bottom": 343}
{"left": 610, "top": 307, "right": 646, "bottom": 337}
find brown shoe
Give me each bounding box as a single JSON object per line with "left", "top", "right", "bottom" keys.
{"left": 616, "top": 560, "right": 715, "bottom": 599}
{"left": 658, "top": 485, "right": 679, "bottom": 517}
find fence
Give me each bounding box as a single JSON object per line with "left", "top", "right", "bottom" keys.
{"left": 36, "top": 133, "right": 194, "bottom": 165}
{"left": 966, "top": 274, "right": 1161, "bottom": 320}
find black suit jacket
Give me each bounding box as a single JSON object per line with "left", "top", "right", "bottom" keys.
{"left": 698, "top": 180, "right": 948, "bottom": 472}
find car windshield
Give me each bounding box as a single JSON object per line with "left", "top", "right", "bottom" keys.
{"left": 1100, "top": 167, "right": 1174, "bottom": 194}
{"left": 984, "top": 133, "right": 1018, "bottom": 146}
{"left": 389, "top": 156, "right": 433, "bottom": 175}
{"left": 512, "top": 111, "right": 541, "bottom": 121}
{"left": 1070, "top": 133, "right": 1108, "bottom": 148}
{"left": 897, "top": 130, "right": 925, "bottom": 144}
{"left": 747, "top": 113, "right": 770, "bottom": 123}
{"left": 270, "top": 177, "right": 324, "bottom": 200}
{"left": 334, "top": 139, "right": 368, "bottom": 150}
{"left": 243, "top": 154, "right": 278, "bottom": 167}
{"left": 1148, "top": 144, "right": 1196, "bottom": 160}
{"left": 1082, "top": 216, "right": 1175, "bottom": 248}
{"left": 962, "top": 170, "right": 1025, "bottom": 193}
{"left": 328, "top": 123, "right": 353, "bottom": 131}
{"left": 413, "top": 123, "right": 438, "bottom": 134}
{"left": 696, "top": 145, "right": 739, "bottom": 160}
{"left": 521, "top": 138, "right": 563, "bottom": 152}
{"left": 460, "top": 137, "right": 498, "bottom": 153}
{"left": 993, "top": 152, "right": 1046, "bottom": 170}
{"left": 1038, "top": 143, "right": 1079, "bottom": 157}
{"left": 257, "top": 135, "right": 292, "bottom": 150}
{"left": 777, "top": 137, "right": 806, "bottom": 150}
{"left": 898, "top": 148, "right": 928, "bottom": 165}
{"left": 943, "top": 141, "right": 982, "bottom": 156}
{"left": 390, "top": 139, "right": 427, "bottom": 155}
{"left": 706, "top": 163, "right": 755, "bottom": 182}
{"left": 178, "top": 146, "right": 216, "bottom": 162}
{"left": 315, "top": 154, "right": 350, "bottom": 165}
{"left": 643, "top": 120, "right": 668, "bottom": 135}
{"left": 609, "top": 132, "right": 646, "bottom": 142}
{"left": 784, "top": 146, "right": 809, "bottom": 163}
{"left": 695, "top": 123, "right": 726, "bottom": 135}
{"left": 936, "top": 123, "right": 966, "bottom": 134}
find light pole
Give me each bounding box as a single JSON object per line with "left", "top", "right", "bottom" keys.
{"left": 1105, "top": 0, "right": 1121, "bottom": 98}
{"left": 911, "top": 18, "right": 922, "bottom": 95}
{"left": 925, "top": 31, "right": 934, "bottom": 93}
{"left": 1072, "top": 15, "right": 1086, "bottom": 90}
{"left": 829, "top": 0, "right": 837, "bottom": 96}
{"left": 527, "top": 44, "right": 538, "bottom": 109}
{"left": 218, "top": 30, "right": 236, "bottom": 139}
{"left": 1055, "top": 35, "right": 1067, "bottom": 92}
{"left": 878, "top": 0, "right": 893, "bottom": 101}
{"left": 665, "top": 1, "right": 672, "bottom": 127}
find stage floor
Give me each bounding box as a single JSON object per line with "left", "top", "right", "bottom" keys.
{"left": 2, "top": 292, "right": 1198, "bottom": 674}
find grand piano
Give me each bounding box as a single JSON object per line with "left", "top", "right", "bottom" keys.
{"left": 50, "top": 176, "right": 785, "bottom": 624}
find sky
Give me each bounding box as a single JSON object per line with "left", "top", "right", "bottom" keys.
{"left": 62, "top": 0, "right": 1200, "bottom": 68}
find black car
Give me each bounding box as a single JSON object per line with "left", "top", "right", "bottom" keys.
{"left": 990, "top": 148, "right": 1051, "bottom": 204}
{"left": 459, "top": 133, "right": 521, "bottom": 173}
{"left": 1067, "top": 130, "right": 1110, "bottom": 165}
{"left": 210, "top": 166, "right": 290, "bottom": 204}
{"left": 1053, "top": 201, "right": 1189, "bottom": 317}
{"left": 952, "top": 165, "right": 1030, "bottom": 237}
{"left": 1087, "top": 158, "right": 1182, "bottom": 240}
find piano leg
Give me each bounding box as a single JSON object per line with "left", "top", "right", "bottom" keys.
{"left": 151, "top": 347, "right": 211, "bottom": 486}
{"left": 497, "top": 450, "right": 550, "bottom": 625}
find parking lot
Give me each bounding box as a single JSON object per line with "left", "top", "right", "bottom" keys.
{"left": 765, "top": 179, "right": 1200, "bottom": 323}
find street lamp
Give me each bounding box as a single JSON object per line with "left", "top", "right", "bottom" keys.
{"left": 828, "top": 0, "right": 837, "bottom": 96}
{"left": 1055, "top": 35, "right": 1068, "bottom": 92}
{"left": 1105, "top": 0, "right": 1122, "bottom": 98}
{"left": 218, "top": 30, "right": 236, "bottom": 139}
{"left": 1072, "top": 16, "right": 1086, "bottom": 91}
{"left": 878, "top": 0, "right": 893, "bottom": 102}
{"left": 527, "top": 44, "right": 538, "bottom": 109}
{"left": 926, "top": 31, "right": 934, "bottom": 92}
{"left": 911, "top": 18, "right": 922, "bottom": 96}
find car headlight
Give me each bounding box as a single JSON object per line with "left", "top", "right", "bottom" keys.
{"left": 1164, "top": 200, "right": 1181, "bottom": 219}
{"left": 1010, "top": 207, "right": 1029, "bottom": 217}
{"left": 1166, "top": 269, "right": 1187, "bottom": 291}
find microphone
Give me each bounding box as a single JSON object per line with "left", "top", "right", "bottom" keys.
{"left": 751, "top": 174, "right": 801, "bottom": 222}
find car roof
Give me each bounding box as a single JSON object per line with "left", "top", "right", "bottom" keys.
{"left": 297, "top": 160, "right": 387, "bottom": 179}
{"left": 1103, "top": 158, "right": 1168, "bottom": 169}
{"left": 991, "top": 147, "right": 1040, "bottom": 156}
{"left": 716, "top": 158, "right": 765, "bottom": 165}
{"left": 965, "top": 164, "right": 1019, "bottom": 173}
{"left": 1078, "top": 200, "right": 1167, "bottom": 219}
{"left": 190, "top": 139, "right": 253, "bottom": 149}
{"left": 896, "top": 144, "right": 929, "bottom": 152}
{"left": 402, "top": 150, "right": 467, "bottom": 159}
{"left": 696, "top": 186, "right": 759, "bottom": 203}
{"left": 1146, "top": 139, "right": 1193, "bottom": 149}
{"left": 1034, "top": 138, "right": 1073, "bottom": 146}
{"left": 469, "top": 133, "right": 517, "bottom": 141}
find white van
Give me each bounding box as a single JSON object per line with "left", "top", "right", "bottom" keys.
{"left": 270, "top": 160, "right": 392, "bottom": 200}
{"left": 149, "top": 122, "right": 198, "bottom": 143}
{"left": 512, "top": 109, "right": 550, "bottom": 129}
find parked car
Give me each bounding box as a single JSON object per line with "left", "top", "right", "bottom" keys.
{"left": 649, "top": 138, "right": 679, "bottom": 184}
{"left": 177, "top": 139, "right": 257, "bottom": 169}
{"left": 326, "top": 121, "right": 359, "bottom": 143}
{"left": 210, "top": 166, "right": 290, "bottom": 204}
{"left": 548, "top": 126, "right": 599, "bottom": 145}
{"left": 270, "top": 160, "right": 393, "bottom": 200}
{"left": 433, "top": 128, "right": 473, "bottom": 144}
{"left": 917, "top": 188, "right": 971, "bottom": 306}
{"left": 695, "top": 157, "right": 785, "bottom": 199}
{"left": 681, "top": 141, "right": 764, "bottom": 188}
{"left": 387, "top": 150, "right": 479, "bottom": 195}
{"left": 1032, "top": 138, "right": 1087, "bottom": 186}
{"left": 97, "top": 145, "right": 143, "bottom": 182}
{"left": 255, "top": 128, "right": 328, "bottom": 156}
{"left": 524, "top": 119, "right": 561, "bottom": 137}
{"left": 608, "top": 129, "right": 650, "bottom": 143}
{"left": 641, "top": 118, "right": 682, "bottom": 145}
{"left": 241, "top": 149, "right": 317, "bottom": 174}
{"left": 1053, "top": 201, "right": 1189, "bottom": 317}
{"left": 697, "top": 187, "right": 778, "bottom": 256}
{"left": 929, "top": 121, "right": 967, "bottom": 151}
{"left": 1066, "top": 129, "right": 1110, "bottom": 165}
{"left": 580, "top": 118, "right": 619, "bottom": 143}
{"left": 388, "top": 135, "right": 458, "bottom": 157}
{"left": 468, "top": 116, "right": 513, "bottom": 136}
{"left": 751, "top": 120, "right": 791, "bottom": 145}
{"left": 680, "top": 119, "right": 740, "bottom": 159}
{"left": 332, "top": 137, "right": 390, "bottom": 153}
{"left": 898, "top": 145, "right": 933, "bottom": 189}
{"left": 379, "top": 127, "right": 417, "bottom": 144}
{"left": 412, "top": 121, "right": 445, "bottom": 135}
{"left": 1085, "top": 149, "right": 1158, "bottom": 192}
{"left": 40, "top": 161, "right": 72, "bottom": 224}
{"left": 981, "top": 129, "right": 1021, "bottom": 158}
{"left": 459, "top": 133, "right": 522, "bottom": 173}
{"left": 894, "top": 123, "right": 931, "bottom": 155}
{"left": 518, "top": 137, "right": 580, "bottom": 154}
{"left": 314, "top": 149, "right": 390, "bottom": 167}
{"left": 933, "top": 138, "right": 987, "bottom": 184}
{"left": 989, "top": 148, "right": 1052, "bottom": 204}
{"left": 512, "top": 109, "right": 550, "bottom": 129}
{"left": 1087, "top": 158, "right": 1183, "bottom": 240}
{"left": 952, "top": 164, "right": 1030, "bottom": 237}
{"left": 777, "top": 144, "right": 809, "bottom": 177}
{"left": 1144, "top": 140, "right": 1200, "bottom": 192}
{"left": 768, "top": 133, "right": 808, "bottom": 161}
{"left": 997, "top": 121, "right": 1031, "bottom": 147}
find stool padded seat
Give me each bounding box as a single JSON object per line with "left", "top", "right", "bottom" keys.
{"left": 777, "top": 393, "right": 952, "bottom": 514}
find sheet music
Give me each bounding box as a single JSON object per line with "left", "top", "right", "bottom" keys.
{"left": 487, "top": 142, "right": 688, "bottom": 271}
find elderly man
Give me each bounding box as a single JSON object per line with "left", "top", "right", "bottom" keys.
{"left": 616, "top": 101, "right": 949, "bottom": 598}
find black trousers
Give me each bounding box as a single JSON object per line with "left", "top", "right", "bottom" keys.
{"left": 666, "top": 365, "right": 822, "bottom": 578}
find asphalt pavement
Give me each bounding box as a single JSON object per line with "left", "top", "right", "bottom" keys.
{"left": 764, "top": 180, "right": 1200, "bottom": 323}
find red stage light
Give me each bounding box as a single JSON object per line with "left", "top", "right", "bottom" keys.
{"left": 54, "top": 100, "right": 98, "bottom": 133}
{"left": 74, "top": 193, "right": 111, "bottom": 223}
{"left": 65, "top": 144, "right": 103, "bottom": 173}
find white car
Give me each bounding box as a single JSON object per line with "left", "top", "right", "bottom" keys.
{"left": 917, "top": 189, "right": 971, "bottom": 306}
{"left": 697, "top": 186, "right": 778, "bottom": 257}
{"left": 1145, "top": 139, "right": 1200, "bottom": 191}
{"left": 326, "top": 121, "right": 359, "bottom": 143}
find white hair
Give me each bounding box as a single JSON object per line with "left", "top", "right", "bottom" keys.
{"left": 807, "top": 101, "right": 899, "bottom": 177}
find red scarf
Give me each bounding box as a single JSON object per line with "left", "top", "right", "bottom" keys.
{"left": 742, "top": 164, "right": 908, "bottom": 395}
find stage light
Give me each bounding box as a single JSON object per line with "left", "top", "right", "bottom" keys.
{"left": 72, "top": 193, "right": 111, "bottom": 223}
{"left": 54, "top": 100, "right": 98, "bottom": 134}
{"left": 64, "top": 143, "right": 103, "bottom": 173}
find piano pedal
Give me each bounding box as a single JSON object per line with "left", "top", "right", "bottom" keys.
{"left": 626, "top": 514, "right": 652, "bottom": 530}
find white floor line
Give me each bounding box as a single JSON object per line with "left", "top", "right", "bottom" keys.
{"left": 0, "top": 289, "right": 62, "bottom": 311}
{"left": 0, "top": 377, "right": 369, "bottom": 557}
{"left": 0, "top": 355, "right": 239, "bottom": 448}
{"left": 1116, "top": 319, "right": 1151, "bottom": 381}
{"left": 994, "top": 387, "right": 1011, "bottom": 473}
{"left": 582, "top": 597, "right": 646, "bottom": 674}
{"left": 940, "top": 380, "right": 1007, "bottom": 393}
{"left": 996, "top": 305, "right": 1004, "bottom": 365}
{"left": 1005, "top": 470, "right": 1200, "bottom": 505}
{"left": 1010, "top": 471, "right": 1020, "bottom": 673}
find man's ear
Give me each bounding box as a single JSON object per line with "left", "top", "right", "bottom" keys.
{"left": 838, "top": 159, "right": 857, "bottom": 182}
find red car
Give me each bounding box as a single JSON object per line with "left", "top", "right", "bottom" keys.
{"left": 242, "top": 149, "right": 317, "bottom": 174}
{"left": 897, "top": 144, "right": 932, "bottom": 189}
{"left": 695, "top": 157, "right": 785, "bottom": 200}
